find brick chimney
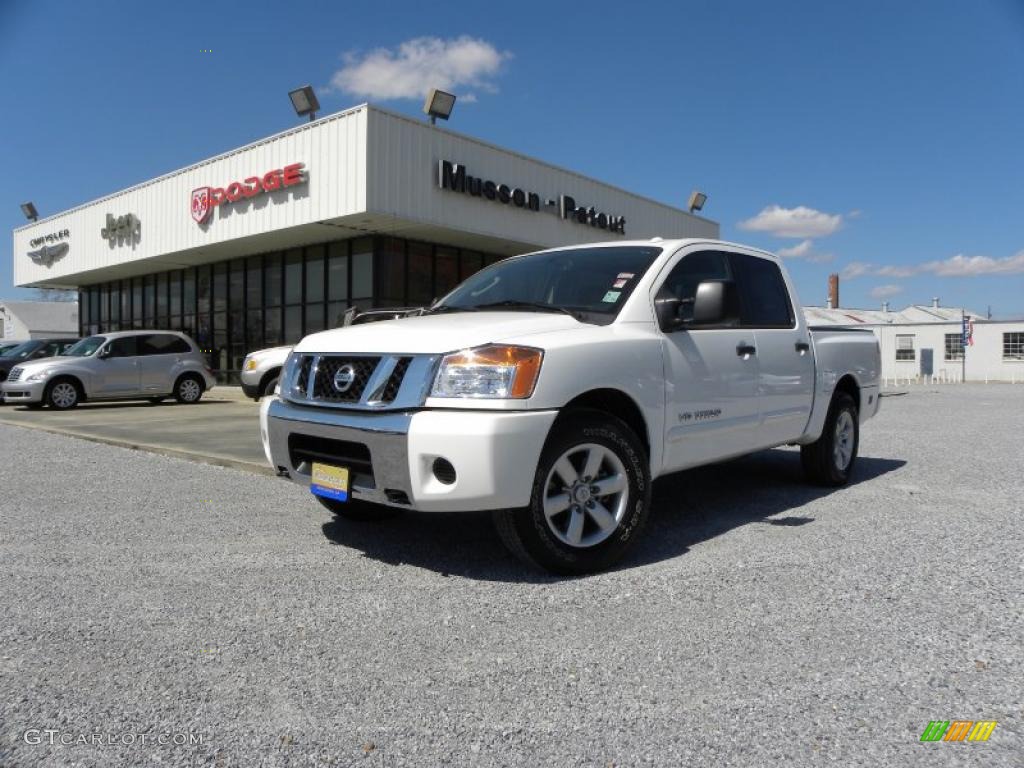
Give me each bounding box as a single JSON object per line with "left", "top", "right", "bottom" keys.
{"left": 828, "top": 273, "right": 840, "bottom": 310}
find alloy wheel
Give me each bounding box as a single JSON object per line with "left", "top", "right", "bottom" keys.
{"left": 542, "top": 442, "right": 629, "bottom": 548}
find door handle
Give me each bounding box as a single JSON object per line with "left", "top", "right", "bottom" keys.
{"left": 795, "top": 342, "right": 810, "bottom": 354}
{"left": 736, "top": 344, "right": 756, "bottom": 358}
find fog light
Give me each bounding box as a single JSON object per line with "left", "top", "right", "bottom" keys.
{"left": 432, "top": 457, "right": 456, "bottom": 485}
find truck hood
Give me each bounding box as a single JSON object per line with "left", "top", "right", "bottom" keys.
{"left": 297, "top": 312, "right": 583, "bottom": 354}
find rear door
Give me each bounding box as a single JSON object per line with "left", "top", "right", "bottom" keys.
{"left": 728, "top": 252, "right": 814, "bottom": 448}
{"left": 657, "top": 248, "right": 761, "bottom": 471}
{"left": 138, "top": 334, "right": 191, "bottom": 393}
{"left": 96, "top": 336, "right": 141, "bottom": 394}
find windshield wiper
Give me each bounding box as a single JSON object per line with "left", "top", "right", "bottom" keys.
{"left": 470, "top": 300, "right": 580, "bottom": 318}
{"left": 424, "top": 304, "right": 479, "bottom": 314}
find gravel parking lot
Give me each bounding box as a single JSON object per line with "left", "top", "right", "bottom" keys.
{"left": 1, "top": 384, "right": 1021, "bottom": 767}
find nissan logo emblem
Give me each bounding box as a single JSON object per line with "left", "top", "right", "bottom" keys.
{"left": 333, "top": 364, "right": 356, "bottom": 393}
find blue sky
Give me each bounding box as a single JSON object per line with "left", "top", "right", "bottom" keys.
{"left": 2, "top": 0, "right": 1023, "bottom": 315}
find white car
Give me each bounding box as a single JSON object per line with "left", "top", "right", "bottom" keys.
{"left": 261, "top": 238, "right": 881, "bottom": 573}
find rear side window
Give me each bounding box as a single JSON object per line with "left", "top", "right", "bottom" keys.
{"left": 728, "top": 253, "right": 795, "bottom": 328}
{"left": 141, "top": 334, "right": 192, "bottom": 355}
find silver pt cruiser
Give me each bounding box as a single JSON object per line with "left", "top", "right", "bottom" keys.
{"left": 0, "top": 331, "right": 216, "bottom": 410}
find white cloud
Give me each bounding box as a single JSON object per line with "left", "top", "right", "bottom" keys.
{"left": 737, "top": 205, "right": 844, "bottom": 238}
{"left": 777, "top": 239, "right": 814, "bottom": 258}
{"left": 870, "top": 284, "right": 903, "bottom": 299}
{"left": 329, "top": 36, "right": 510, "bottom": 101}
{"left": 874, "top": 265, "right": 916, "bottom": 278}
{"left": 840, "top": 261, "right": 873, "bottom": 280}
{"left": 918, "top": 251, "right": 1024, "bottom": 277}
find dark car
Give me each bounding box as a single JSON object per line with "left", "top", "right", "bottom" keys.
{"left": 0, "top": 338, "right": 79, "bottom": 383}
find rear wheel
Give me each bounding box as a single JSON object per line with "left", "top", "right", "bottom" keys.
{"left": 801, "top": 391, "right": 859, "bottom": 486}
{"left": 46, "top": 379, "right": 80, "bottom": 410}
{"left": 174, "top": 374, "right": 204, "bottom": 404}
{"left": 316, "top": 495, "right": 404, "bottom": 521}
{"left": 493, "top": 410, "right": 651, "bottom": 575}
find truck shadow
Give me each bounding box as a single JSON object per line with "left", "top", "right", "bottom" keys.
{"left": 320, "top": 449, "right": 906, "bottom": 582}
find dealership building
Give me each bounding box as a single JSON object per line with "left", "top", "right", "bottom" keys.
{"left": 12, "top": 104, "right": 717, "bottom": 381}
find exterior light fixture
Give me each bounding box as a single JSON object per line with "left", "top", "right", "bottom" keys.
{"left": 687, "top": 191, "right": 708, "bottom": 214}
{"left": 288, "top": 85, "right": 320, "bottom": 122}
{"left": 21, "top": 202, "right": 39, "bottom": 221}
{"left": 423, "top": 88, "right": 456, "bottom": 125}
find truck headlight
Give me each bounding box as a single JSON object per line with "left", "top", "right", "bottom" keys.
{"left": 431, "top": 345, "right": 543, "bottom": 399}
{"left": 25, "top": 369, "right": 52, "bottom": 382}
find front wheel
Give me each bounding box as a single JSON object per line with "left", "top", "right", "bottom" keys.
{"left": 46, "top": 379, "right": 80, "bottom": 410}
{"left": 493, "top": 410, "right": 651, "bottom": 575}
{"left": 801, "top": 391, "right": 859, "bottom": 486}
{"left": 174, "top": 374, "right": 204, "bottom": 404}
{"left": 316, "top": 495, "right": 404, "bottom": 521}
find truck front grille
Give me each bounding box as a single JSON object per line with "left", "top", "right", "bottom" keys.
{"left": 287, "top": 354, "right": 417, "bottom": 408}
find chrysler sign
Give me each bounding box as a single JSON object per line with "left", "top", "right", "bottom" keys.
{"left": 437, "top": 160, "right": 627, "bottom": 234}
{"left": 192, "top": 162, "right": 307, "bottom": 224}
{"left": 27, "top": 228, "right": 70, "bottom": 267}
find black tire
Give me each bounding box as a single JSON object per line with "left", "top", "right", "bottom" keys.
{"left": 148, "top": 396, "right": 166, "bottom": 404}
{"left": 493, "top": 410, "right": 651, "bottom": 575}
{"left": 316, "top": 495, "right": 404, "bottom": 521}
{"left": 173, "top": 374, "right": 204, "bottom": 404}
{"left": 260, "top": 373, "right": 280, "bottom": 398}
{"left": 45, "top": 377, "right": 81, "bottom": 410}
{"left": 801, "top": 391, "right": 859, "bottom": 486}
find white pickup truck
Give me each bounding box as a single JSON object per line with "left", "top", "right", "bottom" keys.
{"left": 261, "top": 238, "right": 880, "bottom": 574}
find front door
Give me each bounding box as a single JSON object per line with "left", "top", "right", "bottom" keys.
{"left": 657, "top": 249, "right": 761, "bottom": 471}
{"left": 96, "top": 336, "right": 140, "bottom": 394}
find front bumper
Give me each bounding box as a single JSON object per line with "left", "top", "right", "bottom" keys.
{"left": 261, "top": 396, "right": 557, "bottom": 512}
{"left": 0, "top": 380, "right": 46, "bottom": 404}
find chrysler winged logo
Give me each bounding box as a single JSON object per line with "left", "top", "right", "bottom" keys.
{"left": 191, "top": 187, "right": 212, "bottom": 224}
{"left": 26, "top": 242, "right": 70, "bottom": 267}
{"left": 333, "top": 364, "right": 356, "bottom": 393}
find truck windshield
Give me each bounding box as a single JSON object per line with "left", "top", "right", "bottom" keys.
{"left": 62, "top": 336, "right": 106, "bottom": 357}
{"left": 433, "top": 246, "right": 662, "bottom": 324}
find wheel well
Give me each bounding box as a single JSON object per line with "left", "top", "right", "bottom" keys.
{"left": 835, "top": 374, "right": 860, "bottom": 411}
{"left": 259, "top": 367, "right": 282, "bottom": 395}
{"left": 558, "top": 388, "right": 650, "bottom": 457}
{"left": 48, "top": 375, "right": 86, "bottom": 401}
{"left": 175, "top": 371, "right": 205, "bottom": 390}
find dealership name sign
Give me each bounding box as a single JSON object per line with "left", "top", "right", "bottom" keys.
{"left": 101, "top": 213, "right": 141, "bottom": 245}
{"left": 191, "top": 162, "right": 307, "bottom": 224}
{"left": 26, "top": 228, "right": 70, "bottom": 267}
{"left": 437, "top": 160, "right": 627, "bottom": 234}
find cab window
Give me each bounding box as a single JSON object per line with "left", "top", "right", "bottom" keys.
{"left": 658, "top": 250, "right": 733, "bottom": 324}
{"left": 727, "top": 253, "right": 795, "bottom": 328}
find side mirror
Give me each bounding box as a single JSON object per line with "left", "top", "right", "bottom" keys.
{"left": 97, "top": 345, "right": 111, "bottom": 359}
{"left": 655, "top": 295, "right": 684, "bottom": 332}
{"left": 691, "top": 280, "right": 736, "bottom": 326}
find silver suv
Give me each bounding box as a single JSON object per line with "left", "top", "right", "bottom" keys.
{"left": 0, "top": 331, "right": 216, "bottom": 410}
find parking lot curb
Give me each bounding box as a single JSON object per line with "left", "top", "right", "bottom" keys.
{"left": 0, "top": 418, "right": 273, "bottom": 477}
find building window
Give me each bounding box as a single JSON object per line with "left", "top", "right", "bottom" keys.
{"left": 944, "top": 333, "right": 963, "bottom": 361}
{"left": 896, "top": 334, "right": 915, "bottom": 361}
{"left": 1004, "top": 332, "right": 1024, "bottom": 360}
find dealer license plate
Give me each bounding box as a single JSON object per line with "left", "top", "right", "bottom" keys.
{"left": 310, "top": 462, "right": 350, "bottom": 502}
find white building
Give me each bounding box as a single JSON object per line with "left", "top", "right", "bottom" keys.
{"left": 0, "top": 300, "right": 79, "bottom": 341}
{"left": 11, "top": 104, "right": 717, "bottom": 381}
{"left": 806, "top": 301, "right": 1024, "bottom": 383}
